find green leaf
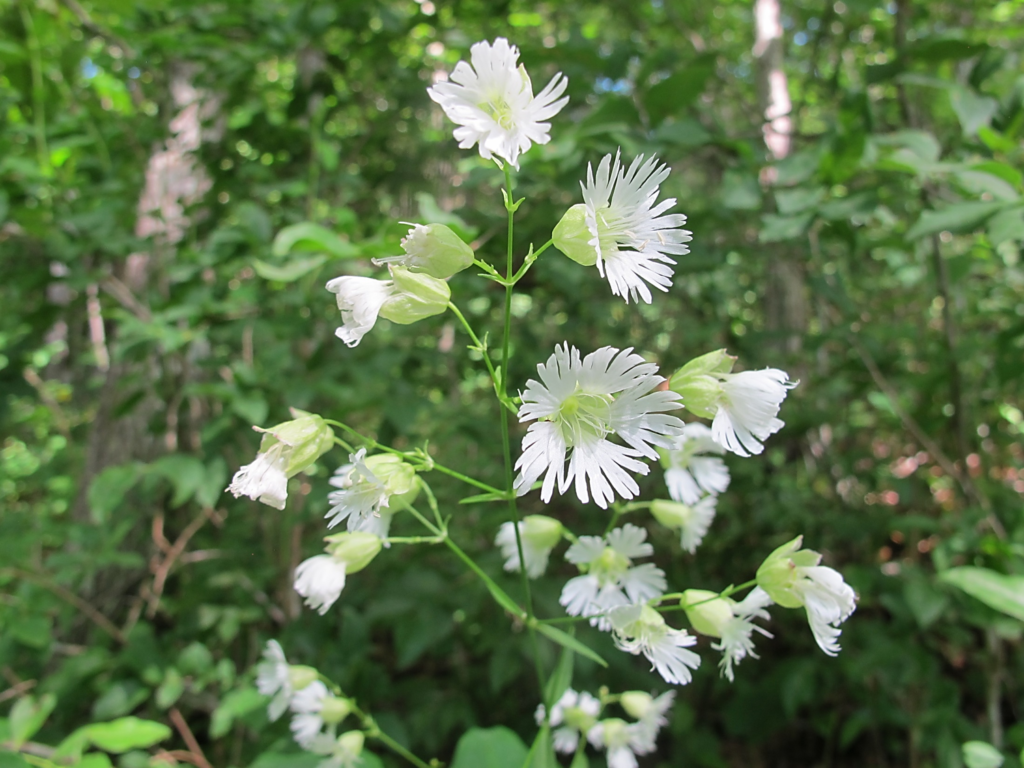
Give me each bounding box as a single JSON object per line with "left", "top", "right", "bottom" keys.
{"left": 272, "top": 222, "right": 358, "bottom": 259}
{"left": 544, "top": 641, "right": 575, "bottom": 709}
{"left": 155, "top": 668, "right": 184, "bottom": 710}
{"left": 950, "top": 87, "right": 999, "bottom": 136}
{"left": 147, "top": 454, "right": 206, "bottom": 508}
{"left": 570, "top": 750, "right": 590, "bottom": 768}
{"left": 719, "top": 170, "right": 762, "bottom": 211}
{"left": 643, "top": 55, "right": 716, "bottom": 125}
{"left": 759, "top": 212, "right": 814, "bottom": 243}
{"left": 0, "top": 753, "right": 31, "bottom": 768}
{"left": 458, "top": 491, "right": 507, "bottom": 504}
{"left": 252, "top": 254, "right": 327, "bottom": 282}
{"left": 527, "top": 726, "right": 558, "bottom": 768}
{"left": 77, "top": 754, "right": 115, "bottom": 768}
{"left": 941, "top": 567, "right": 1024, "bottom": 622}
{"left": 450, "top": 727, "right": 529, "bottom": 768}
{"left": 987, "top": 207, "right": 1024, "bottom": 246}
{"left": 9, "top": 694, "right": 57, "bottom": 748}
{"left": 775, "top": 187, "right": 824, "bottom": 215}
{"left": 248, "top": 754, "right": 321, "bottom": 768}
{"left": 962, "top": 741, "right": 1004, "bottom": 768}
{"left": 953, "top": 170, "right": 1018, "bottom": 202}
{"left": 905, "top": 201, "right": 1005, "bottom": 240}
{"left": 82, "top": 718, "right": 172, "bottom": 754}
{"left": 210, "top": 687, "right": 264, "bottom": 739}
{"left": 485, "top": 581, "right": 525, "bottom": 618}
{"left": 535, "top": 624, "right": 608, "bottom": 667}
{"left": 88, "top": 464, "right": 142, "bottom": 523}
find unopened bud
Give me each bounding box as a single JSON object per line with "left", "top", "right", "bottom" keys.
{"left": 257, "top": 410, "right": 335, "bottom": 477}
{"left": 681, "top": 589, "right": 734, "bottom": 638}
{"left": 552, "top": 204, "right": 598, "bottom": 267}
{"left": 379, "top": 266, "right": 450, "bottom": 324}
{"left": 620, "top": 691, "right": 654, "bottom": 720}
{"left": 650, "top": 499, "right": 692, "bottom": 529}
{"left": 337, "top": 731, "right": 365, "bottom": 757}
{"left": 325, "top": 532, "right": 383, "bottom": 574}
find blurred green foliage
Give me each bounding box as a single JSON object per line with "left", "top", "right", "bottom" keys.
{"left": 1, "top": 0, "right": 1023, "bottom": 766}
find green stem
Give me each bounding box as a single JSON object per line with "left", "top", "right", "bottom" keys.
{"left": 448, "top": 300, "right": 514, "bottom": 412}
{"left": 19, "top": 1, "right": 49, "bottom": 175}
{"left": 357, "top": 708, "right": 432, "bottom": 768}
{"left": 323, "top": 420, "right": 504, "bottom": 496}
{"left": 499, "top": 163, "right": 547, "bottom": 697}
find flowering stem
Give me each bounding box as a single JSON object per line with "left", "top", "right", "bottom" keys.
{"left": 358, "top": 709, "right": 432, "bottom": 768}
{"left": 500, "top": 163, "right": 547, "bottom": 697}
{"left": 448, "top": 300, "right": 515, "bottom": 413}
{"left": 324, "top": 419, "right": 505, "bottom": 496}
{"left": 654, "top": 579, "right": 760, "bottom": 612}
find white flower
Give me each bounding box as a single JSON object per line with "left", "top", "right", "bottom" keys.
{"left": 620, "top": 691, "right": 674, "bottom": 754}
{"left": 327, "top": 450, "right": 395, "bottom": 532}
{"left": 427, "top": 37, "right": 568, "bottom": 169}
{"left": 309, "top": 731, "right": 365, "bottom": 768}
{"left": 714, "top": 588, "right": 774, "bottom": 682}
{"left": 325, "top": 276, "right": 394, "bottom": 348}
{"left": 514, "top": 344, "right": 684, "bottom": 509}
{"left": 587, "top": 718, "right": 652, "bottom": 768}
{"left": 256, "top": 641, "right": 317, "bottom": 722}
{"left": 227, "top": 447, "right": 288, "bottom": 509}
{"left": 663, "top": 422, "right": 730, "bottom": 505}
{"left": 650, "top": 496, "right": 717, "bottom": 554}
{"left": 294, "top": 555, "right": 348, "bottom": 616}
{"left": 290, "top": 681, "right": 331, "bottom": 748}
{"left": 757, "top": 536, "right": 856, "bottom": 655}
{"left": 495, "top": 515, "right": 563, "bottom": 579}
{"left": 610, "top": 604, "right": 701, "bottom": 686}
{"left": 535, "top": 688, "right": 601, "bottom": 754}
{"left": 580, "top": 150, "right": 691, "bottom": 304}
{"left": 711, "top": 369, "right": 796, "bottom": 457}
{"left": 560, "top": 525, "right": 666, "bottom": 630}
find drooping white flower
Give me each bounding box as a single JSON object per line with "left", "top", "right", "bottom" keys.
{"left": 514, "top": 344, "right": 684, "bottom": 509}
{"left": 662, "top": 422, "right": 730, "bottom": 505}
{"left": 495, "top": 515, "right": 564, "bottom": 579}
{"left": 610, "top": 604, "right": 701, "bottom": 686}
{"left": 326, "top": 450, "right": 417, "bottom": 536}
{"left": 308, "top": 731, "right": 365, "bottom": 768}
{"left": 326, "top": 276, "right": 394, "bottom": 348}
{"left": 256, "top": 640, "right": 317, "bottom": 722}
{"left": 576, "top": 150, "right": 691, "bottom": 304}
{"left": 290, "top": 681, "right": 354, "bottom": 749}
{"left": 619, "top": 690, "right": 675, "bottom": 754}
{"left": 535, "top": 688, "right": 601, "bottom": 754}
{"left": 712, "top": 369, "right": 796, "bottom": 457}
{"left": 373, "top": 223, "right": 474, "bottom": 279}
{"left": 683, "top": 587, "right": 774, "bottom": 682}
{"left": 294, "top": 533, "right": 383, "bottom": 615}
{"left": 756, "top": 536, "right": 856, "bottom": 656}
{"left": 427, "top": 37, "right": 569, "bottom": 169}
{"left": 587, "top": 717, "right": 653, "bottom": 768}
{"left": 227, "top": 411, "right": 334, "bottom": 510}
{"left": 650, "top": 496, "right": 717, "bottom": 554}
{"left": 560, "top": 525, "right": 666, "bottom": 630}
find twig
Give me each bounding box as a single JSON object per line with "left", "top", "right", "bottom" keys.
{"left": 101, "top": 275, "right": 152, "bottom": 322}
{"left": 22, "top": 368, "right": 71, "bottom": 439}
{"left": 169, "top": 709, "right": 212, "bottom": 768}
{"left": 1, "top": 568, "right": 126, "bottom": 644}
{"left": 0, "top": 679, "right": 37, "bottom": 704}
{"left": 145, "top": 508, "right": 222, "bottom": 619}
{"left": 57, "top": 0, "right": 136, "bottom": 57}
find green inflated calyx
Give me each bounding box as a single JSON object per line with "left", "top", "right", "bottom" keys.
{"left": 681, "top": 589, "right": 735, "bottom": 638}
{"left": 364, "top": 454, "right": 418, "bottom": 503}
{"left": 320, "top": 696, "right": 354, "bottom": 725}
{"left": 325, "top": 532, "right": 383, "bottom": 574}
{"left": 287, "top": 665, "right": 319, "bottom": 691}
{"left": 620, "top": 692, "right": 654, "bottom": 720}
{"left": 755, "top": 535, "right": 821, "bottom": 609}
{"left": 256, "top": 409, "right": 334, "bottom": 478}
{"left": 552, "top": 204, "right": 599, "bottom": 267}
{"left": 399, "top": 223, "right": 474, "bottom": 279}
{"left": 522, "top": 515, "right": 563, "bottom": 550}
{"left": 337, "top": 731, "right": 365, "bottom": 757}
{"left": 650, "top": 499, "right": 693, "bottom": 530}
{"left": 668, "top": 350, "right": 735, "bottom": 418}
{"left": 379, "top": 266, "right": 451, "bottom": 324}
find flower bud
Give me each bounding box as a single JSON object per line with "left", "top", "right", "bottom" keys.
{"left": 620, "top": 691, "right": 654, "bottom": 720}
{"left": 681, "top": 589, "right": 735, "bottom": 638}
{"left": 522, "top": 515, "right": 563, "bottom": 550}
{"left": 552, "top": 204, "right": 598, "bottom": 267}
{"left": 650, "top": 499, "right": 692, "bottom": 529}
{"left": 755, "top": 535, "right": 820, "bottom": 609}
{"left": 337, "top": 731, "right": 365, "bottom": 757}
{"left": 320, "top": 696, "right": 354, "bottom": 725}
{"left": 325, "top": 532, "right": 383, "bottom": 574}
{"left": 287, "top": 665, "right": 319, "bottom": 691}
{"left": 398, "top": 223, "right": 475, "bottom": 279}
{"left": 257, "top": 409, "right": 335, "bottom": 478}
{"left": 379, "top": 266, "right": 451, "bottom": 325}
